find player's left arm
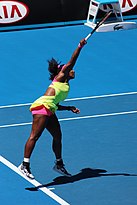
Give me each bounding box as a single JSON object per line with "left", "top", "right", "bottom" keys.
{"left": 57, "top": 104, "right": 80, "bottom": 114}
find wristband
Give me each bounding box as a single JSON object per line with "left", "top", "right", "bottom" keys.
{"left": 78, "top": 43, "right": 84, "bottom": 48}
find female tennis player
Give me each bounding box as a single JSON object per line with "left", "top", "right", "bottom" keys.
{"left": 18, "top": 38, "right": 87, "bottom": 179}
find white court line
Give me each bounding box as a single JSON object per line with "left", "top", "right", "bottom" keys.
{"left": 65, "top": 91, "right": 137, "bottom": 102}
{"left": 0, "top": 122, "right": 32, "bottom": 128}
{"left": 0, "top": 155, "right": 70, "bottom": 205}
{"left": 0, "top": 91, "right": 137, "bottom": 108}
{"left": 0, "top": 110, "right": 137, "bottom": 128}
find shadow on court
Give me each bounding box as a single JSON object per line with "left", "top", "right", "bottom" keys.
{"left": 25, "top": 168, "right": 137, "bottom": 191}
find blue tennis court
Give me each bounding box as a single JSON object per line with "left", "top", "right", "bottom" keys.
{"left": 0, "top": 23, "right": 137, "bottom": 204}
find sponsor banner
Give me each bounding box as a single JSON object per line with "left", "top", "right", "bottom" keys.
{"left": 0, "top": 1, "right": 29, "bottom": 24}
{"left": 120, "top": 0, "right": 137, "bottom": 13}
{"left": 0, "top": 0, "right": 63, "bottom": 27}
{"left": 0, "top": 0, "right": 136, "bottom": 28}
{"left": 100, "top": 0, "right": 137, "bottom": 16}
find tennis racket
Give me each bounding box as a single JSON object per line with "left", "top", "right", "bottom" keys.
{"left": 85, "top": 11, "right": 112, "bottom": 41}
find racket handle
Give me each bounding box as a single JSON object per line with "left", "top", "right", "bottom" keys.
{"left": 85, "top": 33, "right": 91, "bottom": 41}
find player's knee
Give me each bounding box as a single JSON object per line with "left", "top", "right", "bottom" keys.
{"left": 29, "top": 133, "right": 41, "bottom": 142}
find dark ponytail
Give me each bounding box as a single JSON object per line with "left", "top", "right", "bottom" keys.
{"left": 48, "top": 58, "right": 61, "bottom": 80}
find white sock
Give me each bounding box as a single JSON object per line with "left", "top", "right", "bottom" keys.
{"left": 56, "top": 158, "right": 62, "bottom": 162}
{"left": 23, "top": 158, "right": 30, "bottom": 163}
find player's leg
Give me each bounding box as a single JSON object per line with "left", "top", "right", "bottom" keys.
{"left": 19, "top": 115, "right": 49, "bottom": 179}
{"left": 46, "top": 114, "right": 71, "bottom": 177}
{"left": 24, "top": 115, "right": 48, "bottom": 157}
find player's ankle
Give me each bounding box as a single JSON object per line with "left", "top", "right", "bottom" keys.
{"left": 56, "top": 158, "right": 63, "bottom": 165}
{"left": 23, "top": 161, "right": 30, "bottom": 167}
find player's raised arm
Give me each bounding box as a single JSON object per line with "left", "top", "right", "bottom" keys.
{"left": 61, "top": 38, "right": 87, "bottom": 74}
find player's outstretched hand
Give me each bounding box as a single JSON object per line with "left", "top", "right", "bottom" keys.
{"left": 69, "top": 106, "right": 80, "bottom": 114}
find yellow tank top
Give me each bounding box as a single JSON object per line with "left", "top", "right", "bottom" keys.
{"left": 30, "top": 81, "right": 70, "bottom": 113}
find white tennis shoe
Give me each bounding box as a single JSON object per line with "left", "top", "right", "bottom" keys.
{"left": 18, "top": 163, "right": 35, "bottom": 179}
{"left": 53, "top": 160, "right": 71, "bottom": 177}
